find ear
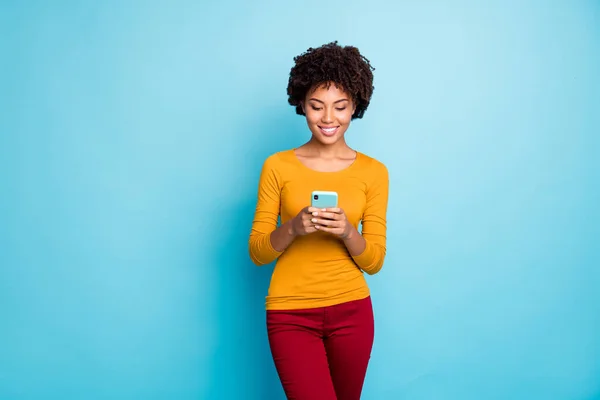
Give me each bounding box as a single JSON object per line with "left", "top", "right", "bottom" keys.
{"left": 300, "top": 100, "right": 306, "bottom": 114}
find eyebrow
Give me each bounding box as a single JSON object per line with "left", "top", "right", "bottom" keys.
{"left": 309, "top": 98, "right": 349, "bottom": 104}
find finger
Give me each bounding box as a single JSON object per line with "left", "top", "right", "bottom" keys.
{"left": 307, "top": 207, "right": 319, "bottom": 213}
{"left": 313, "top": 211, "right": 341, "bottom": 220}
{"left": 309, "top": 210, "right": 340, "bottom": 219}
{"left": 312, "top": 218, "right": 338, "bottom": 227}
{"left": 324, "top": 207, "right": 342, "bottom": 214}
{"left": 314, "top": 225, "right": 340, "bottom": 234}
{"left": 304, "top": 212, "right": 319, "bottom": 221}
{"left": 310, "top": 218, "right": 335, "bottom": 226}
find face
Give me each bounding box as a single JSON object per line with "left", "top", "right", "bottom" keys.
{"left": 301, "top": 82, "right": 356, "bottom": 146}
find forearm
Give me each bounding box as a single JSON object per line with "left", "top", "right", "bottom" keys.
{"left": 344, "top": 226, "right": 385, "bottom": 275}
{"left": 270, "top": 219, "right": 297, "bottom": 252}
{"left": 249, "top": 222, "right": 295, "bottom": 266}
{"left": 342, "top": 225, "right": 366, "bottom": 256}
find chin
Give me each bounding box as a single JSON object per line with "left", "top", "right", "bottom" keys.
{"left": 313, "top": 133, "right": 342, "bottom": 145}
{"left": 311, "top": 126, "right": 346, "bottom": 145}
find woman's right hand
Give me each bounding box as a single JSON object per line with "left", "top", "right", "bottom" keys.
{"left": 290, "top": 207, "right": 318, "bottom": 237}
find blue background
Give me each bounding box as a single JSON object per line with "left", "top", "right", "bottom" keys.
{"left": 1, "top": 1, "right": 599, "bottom": 399}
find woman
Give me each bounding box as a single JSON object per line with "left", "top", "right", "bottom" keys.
{"left": 248, "top": 41, "right": 389, "bottom": 400}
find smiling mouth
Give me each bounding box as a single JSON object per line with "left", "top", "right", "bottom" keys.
{"left": 319, "top": 126, "right": 339, "bottom": 136}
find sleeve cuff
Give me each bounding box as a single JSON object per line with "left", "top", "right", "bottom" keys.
{"left": 262, "top": 233, "right": 283, "bottom": 261}
{"left": 351, "top": 241, "right": 374, "bottom": 268}
{"left": 251, "top": 232, "right": 283, "bottom": 265}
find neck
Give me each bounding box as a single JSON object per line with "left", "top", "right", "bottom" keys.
{"left": 303, "top": 137, "right": 353, "bottom": 158}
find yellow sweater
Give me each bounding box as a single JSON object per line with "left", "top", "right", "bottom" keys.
{"left": 248, "top": 149, "right": 389, "bottom": 310}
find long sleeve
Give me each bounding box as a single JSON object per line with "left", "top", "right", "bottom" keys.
{"left": 351, "top": 161, "right": 389, "bottom": 275}
{"left": 248, "top": 155, "right": 284, "bottom": 266}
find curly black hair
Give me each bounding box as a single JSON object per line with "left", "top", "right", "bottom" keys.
{"left": 287, "top": 41, "right": 375, "bottom": 120}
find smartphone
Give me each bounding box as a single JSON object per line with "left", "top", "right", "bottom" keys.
{"left": 311, "top": 191, "right": 338, "bottom": 209}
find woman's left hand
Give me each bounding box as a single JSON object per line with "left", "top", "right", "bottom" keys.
{"left": 309, "top": 207, "right": 353, "bottom": 240}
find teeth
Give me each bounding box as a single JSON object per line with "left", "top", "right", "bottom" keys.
{"left": 322, "top": 127, "right": 336, "bottom": 132}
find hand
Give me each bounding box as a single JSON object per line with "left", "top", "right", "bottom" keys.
{"left": 290, "top": 207, "right": 319, "bottom": 237}
{"left": 310, "top": 207, "right": 353, "bottom": 239}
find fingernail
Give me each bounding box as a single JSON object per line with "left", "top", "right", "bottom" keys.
{"left": 311, "top": 218, "right": 317, "bottom": 223}
{"left": 312, "top": 212, "right": 318, "bottom": 216}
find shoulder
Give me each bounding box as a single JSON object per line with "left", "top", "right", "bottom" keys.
{"left": 358, "top": 152, "right": 389, "bottom": 176}
{"left": 261, "top": 150, "right": 285, "bottom": 167}
{"left": 258, "top": 149, "right": 298, "bottom": 182}
{"left": 261, "top": 149, "right": 296, "bottom": 170}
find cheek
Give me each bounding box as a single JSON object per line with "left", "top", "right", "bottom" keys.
{"left": 305, "top": 110, "right": 321, "bottom": 124}
{"left": 337, "top": 111, "right": 353, "bottom": 125}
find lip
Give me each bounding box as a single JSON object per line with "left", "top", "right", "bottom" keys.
{"left": 318, "top": 125, "right": 340, "bottom": 137}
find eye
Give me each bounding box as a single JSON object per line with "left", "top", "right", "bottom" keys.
{"left": 311, "top": 105, "right": 322, "bottom": 111}
{"left": 335, "top": 107, "right": 347, "bottom": 111}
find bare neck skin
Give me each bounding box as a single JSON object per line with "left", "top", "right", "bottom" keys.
{"left": 295, "top": 138, "right": 357, "bottom": 172}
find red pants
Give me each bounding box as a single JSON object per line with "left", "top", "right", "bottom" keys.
{"left": 266, "top": 296, "right": 374, "bottom": 400}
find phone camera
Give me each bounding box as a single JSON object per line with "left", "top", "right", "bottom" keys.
{"left": 313, "top": 194, "right": 319, "bottom": 200}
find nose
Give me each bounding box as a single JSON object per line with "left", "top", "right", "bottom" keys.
{"left": 322, "top": 107, "right": 334, "bottom": 124}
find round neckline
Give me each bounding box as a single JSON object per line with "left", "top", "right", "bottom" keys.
{"left": 289, "top": 148, "right": 361, "bottom": 174}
